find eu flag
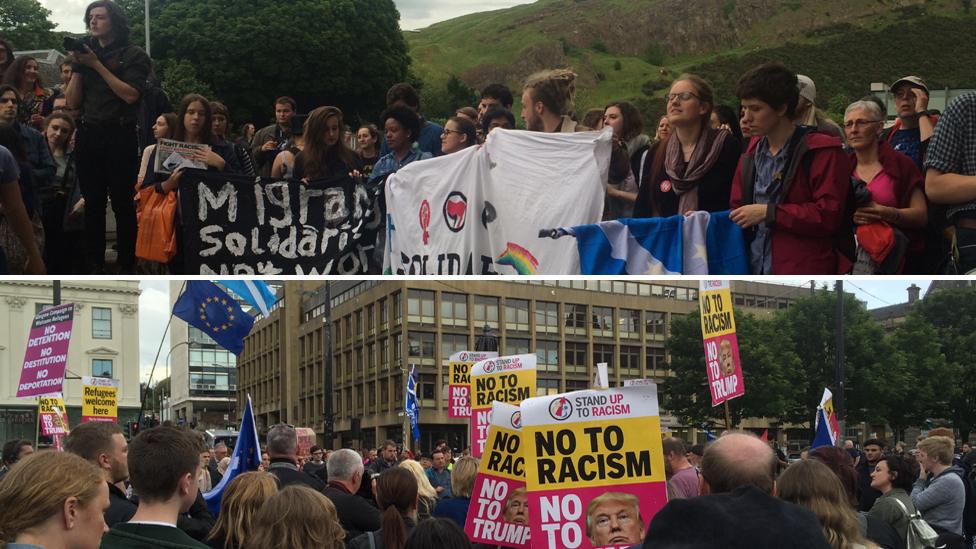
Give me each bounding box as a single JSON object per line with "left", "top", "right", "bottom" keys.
{"left": 203, "top": 395, "right": 261, "bottom": 515}
{"left": 173, "top": 281, "right": 255, "bottom": 355}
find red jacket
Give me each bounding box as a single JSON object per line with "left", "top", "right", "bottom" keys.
{"left": 731, "top": 131, "right": 854, "bottom": 275}
{"left": 848, "top": 141, "right": 925, "bottom": 253}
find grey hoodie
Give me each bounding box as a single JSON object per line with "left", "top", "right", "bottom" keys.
{"left": 911, "top": 465, "right": 966, "bottom": 535}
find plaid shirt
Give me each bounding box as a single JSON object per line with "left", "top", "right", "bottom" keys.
{"left": 925, "top": 92, "right": 976, "bottom": 221}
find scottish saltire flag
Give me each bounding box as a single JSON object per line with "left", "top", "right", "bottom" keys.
{"left": 570, "top": 211, "right": 749, "bottom": 275}
{"left": 405, "top": 365, "right": 421, "bottom": 441}
{"left": 204, "top": 395, "right": 261, "bottom": 514}
{"left": 173, "top": 281, "right": 255, "bottom": 355}
{"left": 218, "top": 280, "right": 278, "bottom": 317}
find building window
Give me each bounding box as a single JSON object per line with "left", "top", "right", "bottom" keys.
{"left": 355, "top": 310, "right": 363, "bottom": 338}
{"left": 441, "top": 334, "right": 468, "bottom": 363}
{"left": 564, "top": 304, "right": 587, "bottom": 334}
{"left": 592, "top": 307, "right": 613, "bottom": 337}
{"left": 646, "top": 346, "right": 666, "bottom": 374}
{"left": 379, "top": 298, "right": 388, "bottom": 329}
{"left": 407, "top": 332, "right": 435, "bottom": 364}
{"left": 538, "top": 378, "right": 560, "bottom": 396}
{"left": 392, "top": 291, "right": 402, "bottom": 323}
{"left": 92, "top": 307, "right": 112, "bottom": 339}
{"left": 505, "top": 299, "right": 530, "bottom": 332}
{"left": 620, "top": 345, "right": 641, "bottom": 377}
{"left": 92, "top": 359, "right": 113, "bottom": 378}
{"left": 593, "top": 344, "right": 614, "bottom": 371}
{"left": 506, "top": 337, "right": 529, "bottom": 356}
{"left": 646, "top": 311, "right": 665, "bottom": 336}
{"left": 566, "top": 379, "right": 589, "bottom": 392}
{"left": 441, "top": 293, "right": 468, "bottom": 327}
{"left": 380, "top": 339, "right": 390, "bottom": 368}
{"left": 419, "top": 374, "right": 436, "bottom": 403}
{"left": 381, "top": 379, "right": 390, "bottom": 410}
{"left": 619, "top": 309, "right": 640, "bottom": 339}
{"left": 393, "top": 334, "right": 403, "bottom": 366}
{"left": 565, "top": 342, "right": 588, "bottom": 374}
{"left": 367, "top": 305, "right": 375, "bottom": 333}
{"left": 408, "top": 290, "right": 436, "bottom": 324}
{"left": 535, "top": 340, "right": 559, "bottom": 372}
{"left": 473, "top": 296, "right": 499, "bottom": 329}
{"left": 366, "top": 344, "right": 376, "bottom": 375}
{"left": 535, "top": 301, "right": 559, "bottom": 334}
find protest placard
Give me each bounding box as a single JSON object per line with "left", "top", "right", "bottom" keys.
{"left": 179, "top": 171, "right": 381, "bottom": 275}
{"left": 470, "top": 354, "right": 536, "bottom": 458}
{"left": 465, "top": 401, "right": 530, "bottom": 548}
{"left": 39, "top": 395, "right": 69, "bottom": 436}
{"left": 81, "top": 376, "right": 119, "bottom": 422}
{"left": 699, "top": 280, "right": 745, "bottom": 406}
{"left": 153, "top": 138, "right": 209, "bottom": 174}
{"left": 17, "top": 304, "right": 75, "bottom": 398}
{"left": 522, "top": 385, "right": 668, "bottom": 549}
{"left": 449, "top": 351, "right": 498, "bottom": 418}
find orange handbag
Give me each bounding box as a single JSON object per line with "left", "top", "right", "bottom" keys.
{"left": 134, "top": 185, "right": 178, "bottom": 263}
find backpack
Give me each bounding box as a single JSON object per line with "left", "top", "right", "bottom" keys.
{"left": 891, "top": 497, "right": 939, "bottom": 549}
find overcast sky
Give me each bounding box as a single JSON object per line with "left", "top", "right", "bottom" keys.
{"left": 37, "top": 0, "right": 535, "bottom": 34}
{"left": 137, "top": 279, "right": 927, "bottom": 383}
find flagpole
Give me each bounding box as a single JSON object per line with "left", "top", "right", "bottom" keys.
{"left": 138, "top": 281, "right": 186, "bottom": 426}
{"left": 724, "top": 402, "right": 732, "bottom": 431}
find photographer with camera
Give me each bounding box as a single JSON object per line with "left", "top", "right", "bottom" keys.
{"left": 63, "top": 0, "right": 151, "bottom": 274}
{"left": 251, "top": 96, "right": 297, "bottom": 177}
{"left": 844, "top": 99, "right": 928, "bottom": 274}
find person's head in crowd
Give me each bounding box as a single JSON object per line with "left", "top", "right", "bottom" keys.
{"left": 844, "top": 100, "right": 885, "bottom": 153}
{"left": 662, "top": 437, "right": 690, "bottom": 477}
{"left": 582, "top": 108, "right": 605, "bottom": 131}
{"left": 711, "top": 104, "right": 743, "bottom": 141}
{"left": 260, "top": 451, "right": 270, "bottom": 471}
{"left": 666, "top": 73, "right": 715, "bottom": 135}
{"left": 0, "top": 39, "right": 13, "bottom": 75}
{"left": 206, "top": 471, "right": 277, "bottom": 549}
{"left": 585, "top": 491, "right": 645, "bottom": 546}
{"left": 175, "top": 93, "right": 214, "bottom": 145}
{"left": 431, "top": 448, "right": 448, "bottom": 471}
{"left": 210, "top": 101, "right": 231, "bottom": 140}
{"left": 245, "top": 485, "right": 345, "bottom": 549}
{"left": 0, "top": 451, "right": 109, "bottom": 549}
{"left": 654, "top": 115, "right": 671, "bottom": 143}
{"left": 861, "top": 438, "right": 885, "bottom": 465}
{"left": 127, "top": 426, "right": 206, "bottom": 517}
{"left": 478, "top": 83, "right": 514, "bottom": 122}
{"left": 213, "top": 442, "right": 228, "bottom": 461}
{"left": 604, "top": 101, "right": 644, "bottom": 143}
{"left": 890, "top": 76, "right": 929, "bottom": 124}
{"left": 916, "top": 435, "right": 954, "bottom": 473}
{"left": 736, "top": 62, "right": 799, "bottom": 139}
{"left": 375, "top": 467, "right": 419, "bottom": 549}
{"left": 963, "top": 442, "right": 972, "bottom": 455}
{"left": 686, "top": 444, "right": 704, "bottom": 467}
{"left": 794, "top": 74, "right": 821, "bottom": 127}
{"left": 399, "top": 459, "right": 437, "bottom": 502}
{"left": 357, "top": 123, "right": 380, "bottom": 156}
{"left": 327, "top": 447, "right": 366, "bottom": 492}
{"left": 441, "top": 116, "right": 477, "bottom": 155}
{"left": 0, "top": 85, "right": 20, "bottom": 125}
{"left": 926, "top": 427, "right": 953, "bottom": 439}
{"left": 151, "top": 112, "right": 177, "bottom": 143}
{"left": 521, "top": 69, "right": 577, "bottom": 132}
{"left": 419, "top": 453, "right": 432, "bottom": 470}
{"left": 1, "top": 438, "right": 33, "bottom": 469}
{"left": 386, "top": 83, "right": 424, "bottom": 114}
{"left": 503, "top": 487, "right": 529, "bottom": 525}
{"left": 451, "top": 456, "right": 478, "bottom": 499}
{"left": 777, "top": 459, "right": 874, "bottom": 549}
{"left": 367, "top": 448, "right": 378, "bottom": 462}
{"left": 844, "top": 440, "right": 855, "bottom": 451}
{"left": 481, "top": 107, "right": 515, "bottom": 137}
{"left": 870, "top": 454, "right": 914, "bottom": 496}
{"left": 84, "top": 0, "right": 131, "bottom": 44}
{"left": 738, "top": 104, "right": 753, "bottom": 139}
{"left": 274, "top": 96, "right": 297, "bottom": 129}
{"left": 381, "top": 106, "right": 421, "bottom": 158}
{"left": 64, "top": 420, "right": 129, "bottom": 485}
{"left": 302, "top": 105, "right": 358, "bottom": 178}
{"left": 44, "top": 112, "right": 76, "bottom": 153}
{"left": 699, "top": 431, "right": 776, "bottom": 495}
{"left": 3, "top": 56, "right": 42, "bottom": 95}
{"left": 308, "top": 446, "right": 323, "bottom": 463}
{"left": 242, "top": 122, "right": 256, "bottom": 141}
{"left": 267, "top": 423, "right": 300, "bottom": 463}
{"left": 800, "top": 447, "right": 811, "bottom": 460}
{"left": 51, "top": 95, "right": 69, "bottom": 114}
{"left": 403, "top": 518, "right": 472, "bottom": 549}
{"left": 59, "top": 61, "right": 73, "bottom": 87}
{"left": 807, "top": 445, "right": 858, "bottom": 508}
{"left": 455, "top": 107, "right": 478, "bottom": 123}
{"left": 343, "top": 124, "right": 353, "bottom": 147}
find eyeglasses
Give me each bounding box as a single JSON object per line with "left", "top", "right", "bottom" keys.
{"left": 667, "top": 92, "right": 699, "bottom": 103}
{"left": 844, "top": 119, "right": 882, "bottom": 129}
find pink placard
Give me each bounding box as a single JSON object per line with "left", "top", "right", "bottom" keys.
{"left": 17, "top": 304, "right": 75, "bottom": 398}
{"left": 466, "top": 474, "right": 530, "bottom": 547}
{"left": 703, "top": 334, "right": 745, "bottom": 406}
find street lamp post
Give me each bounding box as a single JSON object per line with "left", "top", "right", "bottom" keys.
{"left": 144, "top": 0, "right": 150, "bottom": 56}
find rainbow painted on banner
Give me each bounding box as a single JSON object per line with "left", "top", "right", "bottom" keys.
{"left": 497, "top": 243, "right": 539, "bottom": 275}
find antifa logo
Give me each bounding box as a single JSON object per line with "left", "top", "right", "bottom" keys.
{"left": 549, "top": 397, "right": 573, "bottom": 421}
{"left": 511, "top": 411, "right": 522, "bottom": 429}
{"left": 482, "top": 360, "right": 496, "bottom": 374}
{"left": 481, "top": 201, "right": 496, "bottom": 229}
{"left": 443, "top": 191, "right": 467, "bottom": 233}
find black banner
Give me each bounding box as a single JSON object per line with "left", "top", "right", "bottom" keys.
{"left": 179, "top": 170, "right": 381, "bottom": 274}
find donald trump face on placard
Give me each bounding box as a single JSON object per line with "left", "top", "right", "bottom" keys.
{"left": 719, "top": 339, "right": 734, "bottom": 377}
{"left": 586, "top": 492, "right": 645, "bottom": 546}
{"left": 504, "top": 486, "right": 529, "bottom": 525}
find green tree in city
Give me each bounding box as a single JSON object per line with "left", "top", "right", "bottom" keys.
{"left": 0, "top": 0, "right": 59, "bottom": 51}
{"left": 664, "top": 310, "right": 803, "bottom": 429}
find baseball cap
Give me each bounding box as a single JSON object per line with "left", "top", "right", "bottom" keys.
{"left": 890, "top": 76, "right": 929, "bottom": 94}
{"left": 796, "top": 75, "right": 817, "bottom": 103}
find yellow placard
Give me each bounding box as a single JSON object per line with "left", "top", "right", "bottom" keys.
{"left": 480, "top": 426, "right": 525, "bottom": 482}
{"left": 524, "top": 416, "right": 666, "bottom": 491}
{"left": 473, "top": 370, "right": 536, "bottom": 409}
{"left": 699, "top": 287, "right": 737, "bottom": 338}
{"left": 450, "top": 361, "right": 471, "bottom": 384}
{"left": 82, "top": 384, "right": 118, "bottom": 421}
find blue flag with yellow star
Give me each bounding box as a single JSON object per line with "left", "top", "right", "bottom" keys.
{"left": 173, "top": 281, "right": 255, "bottom": 355}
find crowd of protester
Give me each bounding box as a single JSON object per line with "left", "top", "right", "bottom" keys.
{"left": 2, "top": 425, "right": 974, "bottom": 549}
{"left": 2, "top": 1, "right": 974, "bottom": 275}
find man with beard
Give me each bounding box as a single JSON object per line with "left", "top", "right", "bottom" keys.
{"left": 64, "top": 421, "right": 136, "bottom": 526}
{"left": 663, "top": 437, "right": 700, "bottom": 499}
{"left": 520, "top": 69, "right": 586, "bottom": 133}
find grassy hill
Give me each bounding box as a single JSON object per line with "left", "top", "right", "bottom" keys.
{"left": 405, "top": 0, "right": 976, "bottom": 123}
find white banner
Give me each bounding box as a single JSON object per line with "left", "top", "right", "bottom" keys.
{"left": 385, "top": 128, "right": 611, "bottom": 275}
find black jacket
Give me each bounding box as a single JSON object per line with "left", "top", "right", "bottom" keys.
{"left": 105, "top": 482, "right": 137, "bottom": 527}
{"left": 268, "top": 459, "right": 325, "bottom": 492}
{"left": 323, "top": 482, "right": 381, "bottom": 541}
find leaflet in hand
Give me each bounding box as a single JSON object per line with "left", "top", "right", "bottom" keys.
{"left": 154, "top": 138, "right": 210, "bottom": 174}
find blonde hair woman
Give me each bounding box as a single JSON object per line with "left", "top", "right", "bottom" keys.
{"left": 0, "top": 451, "right": 109, "bottom": 549}
{"left": 433, "top": 456, "right": 479, "bottom": 527}
{"left": 398, "top": 459, "right": 438, "bottom": 521}
{"left": 777, "top": 459, "right": 879, "bottom": 549}
{"left": 245, "top": 485, "right": 344, "bottom": 549}
{"left": 206, "top": 471, "right": 277, "bottom": 549}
